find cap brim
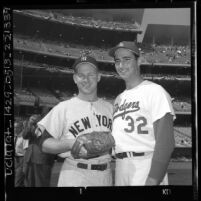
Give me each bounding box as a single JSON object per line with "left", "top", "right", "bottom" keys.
{"left": 109, "top": 47, "right": 139, "bottom": 58}
{"left": 75, "top": 62, "right": 97, "bottom": 70}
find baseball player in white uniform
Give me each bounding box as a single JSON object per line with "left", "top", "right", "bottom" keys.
{"left": 109, "top": 41, "right": 176, "bottom": 186}
{"left": 36, "top": 55, "right": 113, "bottom": 187}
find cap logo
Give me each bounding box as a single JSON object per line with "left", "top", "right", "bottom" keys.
{"left": 119, "top": 42, "right": 124, "bottom": 47}
{"left": 81, "top": 56, "right": 87, "bottom": 61}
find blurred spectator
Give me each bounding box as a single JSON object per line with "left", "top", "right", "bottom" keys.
{"left": 22, "top": 114, "right": 55, "bottom": 187}
{"left": 14, "top": 120, "right": 29, "bottom": 187}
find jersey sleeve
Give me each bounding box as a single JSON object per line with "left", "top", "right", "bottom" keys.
{"left": 150, "top": 85, "right": 176, "bottom": 123}
{"left": 37, "top": 102, "right": 66, "bottom": 139}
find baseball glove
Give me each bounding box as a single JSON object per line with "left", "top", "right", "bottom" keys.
{"left": 71, "top": 131, "right": 115, "bottom": 159}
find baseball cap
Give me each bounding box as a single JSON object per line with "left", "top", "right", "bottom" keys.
{"left": 72, "top": 55, "right": 98, "bottom": 71}
{"left": 109, "top": 41, "right": 140, "bottom": 58}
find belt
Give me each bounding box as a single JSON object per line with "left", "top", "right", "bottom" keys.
{"left": 115, "top": 152, "right": 145, "bottom": 159}
{"left": 77, "top": 163, "right": 108, "bottom": 171}
{"left": 15, "top": 155, "right": 24, "bottom": 157}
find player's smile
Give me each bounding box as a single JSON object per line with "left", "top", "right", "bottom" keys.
{"left": 80, "top": 82, "right": 92, "bottom": 91}
{"left": 116, "top": 66, "right": 130, "bottom": 76}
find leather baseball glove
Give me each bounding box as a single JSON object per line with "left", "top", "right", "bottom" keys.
{"left": 71, "top": 131, "right": 115, "bottom": 159}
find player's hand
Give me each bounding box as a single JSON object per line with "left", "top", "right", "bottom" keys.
{"left": 70, "top": 144, "right": 87, "bottom": 158}
{"left": 78, "top": 146, "right": 88, "bottom": 158}
{"left": 145, "top": 176, "right": 159, "bottom": 185}
{"left": 71, "top": 131, "right": 115, "bottom": 159}
{"left": 34, "top": 126, "right": 43, "bottom": 137}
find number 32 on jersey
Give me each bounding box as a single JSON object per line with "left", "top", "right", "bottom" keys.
{"left": 124, "top": 116, "right": 148, "bottom": 134}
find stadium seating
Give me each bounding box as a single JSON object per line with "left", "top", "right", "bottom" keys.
{"left": 174, "top": 127, "right": 192, "bottom": 147}
{"left": 15, "top": 9, "right": 140, "bottom": 32}
{"left": 173, "top": 101, "right": 191, "bottom": 112}
{"left": 14, "top": 35, "right": 191, "bottom": 65}
{"left": 14, "top": 88, "right": 36, "bottom": 106}
{"left": 139, "top": 44, "right": 191, "bottom": 64}
{"left": 29, "top": 87, "right": 59, "bottom": 107}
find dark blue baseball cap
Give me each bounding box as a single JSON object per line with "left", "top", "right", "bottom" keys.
{"left": 109, "top": 41, "right": 140, "bottom": 58}
{"left": 72, "top": 55, "right": 98, "bottom": 71}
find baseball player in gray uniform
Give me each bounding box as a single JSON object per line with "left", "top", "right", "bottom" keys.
{"left": 35, "top": 55, "right": 114, "bottom": 187}
{"left": 109, "top": 41, "right": 175, "bottom": 186}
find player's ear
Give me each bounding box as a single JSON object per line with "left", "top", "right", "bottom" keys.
{"left": 97, "top": 73, "right": 101, "bottom": 82}
{"left": 73, "top": 74, "right": 78, "bottom": 84}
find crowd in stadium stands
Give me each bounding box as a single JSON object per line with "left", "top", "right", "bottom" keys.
{"left": 16, "top": 9, "right": 140, "bottom": 32}
{"left": 139, "top": 43, "right": 190, "bottom": 64}
{"left": 174, "top": 127, "right": 192, "bottom": 147}
{"left": 172, "top": 101, "right": 191, "bottom": 112}
{"left": 14, "top": 59, "right": 73, "bottom": 75}
{"left": 14, "top": 35, "right": 111, "bottom": 61}
{"left": 15, "top": 88, "right": 34, "bottom": 98}
{"left": 14, "top": 35, "right": 191, "bottom": 65}
{"left": 171, "top": 97, "right": 191, "bottom": 111}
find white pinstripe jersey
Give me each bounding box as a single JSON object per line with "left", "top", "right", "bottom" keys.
{"left": 38, "top": 97, "right": 113, "bottom": 163}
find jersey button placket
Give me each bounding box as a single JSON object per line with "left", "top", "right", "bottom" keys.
{"left": 90, "top": 102, "right": 97, "bottom": 130}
